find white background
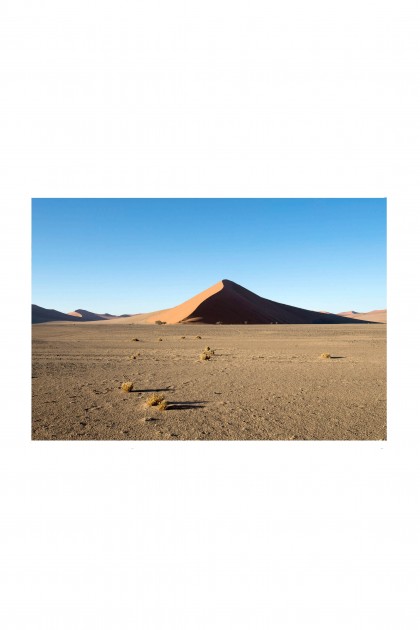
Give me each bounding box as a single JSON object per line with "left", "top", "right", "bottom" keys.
{"left": 1, "top": 1, "right": 419, "bottom": 628}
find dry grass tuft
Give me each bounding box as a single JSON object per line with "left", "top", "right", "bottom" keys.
{"left": 204, "top": 346, "right": 211, "bottom": 351}
{"left": 210, "top": 349, "right": 215, "bottom": 355}
{"left": 199, "top": 352, "right": 211, "bottom": 361}
{"left": 121, "top": 382, "right": 134, "bottom": 392}
{"left": 195, "top": 335, "right": 202, "bottom": 339}
{"left": 132, "top": 338, "right": 139, "bottom": 341}
{"left": 181, "top": 336, "right": 186, "bottom": 339}
{"left": 158, "top": 338, "right": 163, "bottom": 342}
{"left": 320, "top": 352, "right": 331, "bottom": 359}
{"left": 157, "top": 399, "right": 168, "bottom": 411}
{"left": 145, "top": 393, "right": 166, "bottom": 407}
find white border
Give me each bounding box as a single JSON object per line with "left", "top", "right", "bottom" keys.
{"left": 1, "top": 1, "right": 419, "bottom": 628}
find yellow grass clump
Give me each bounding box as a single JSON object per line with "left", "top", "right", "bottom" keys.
{"left": 199, "top": 352, "right": 211, "bottom": 361}
{"left": 157, "top": 400, "right": 168, "bottom": 411}
{"left": 145, "top": 393, "right": 166, "bottom": 407}
{"left": 121, "top": 382, "right": 134, "bottom": 392}
{"left": 320, "top": 353, "right": 331, "bottom": 359}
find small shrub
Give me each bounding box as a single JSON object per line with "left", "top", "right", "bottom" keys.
{"left": 157, "top": 399, "right": 168, "bottom": 411}
{"left": 132, "top": 338, "right": 139, "bottom": 341}
{"left": 158, "top": 338, "right": 163, "bottom": 342}
{"left": 199, "top": 352, "right": 211, "bottom": 361}
{"left": 320, "top": 353, "right": 331, "bottom": 359}
{"left": 195, "top": 335, "right": 202, "bottom": 339}
{"left": 145, "top": 393, "right": 166, "bottom": 407}
{"left": 204, "top": 346, "right": 211, "bottom": 351}
{"left": 121, "top": 382, "right": 134, "bottom": 392}
{"left": 181, "top": 336, "right": 186, "bottom": 339}
{"left": 155, "top": 320, "right": 166, "bottom": 325}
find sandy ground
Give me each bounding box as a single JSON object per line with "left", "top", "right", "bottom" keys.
{"left": 32, "top": 323, "right": 386, "bottom": 441}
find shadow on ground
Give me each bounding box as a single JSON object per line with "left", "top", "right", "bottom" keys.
{"left": 132, "top": 387, "right": 173, "bottom": 393}
{"left": 166, "top": 401, "right": 207, "bottom": 410}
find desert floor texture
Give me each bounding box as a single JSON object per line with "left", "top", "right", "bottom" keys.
{"left": 32, "top": 323, "right": 386, "bottom": 441}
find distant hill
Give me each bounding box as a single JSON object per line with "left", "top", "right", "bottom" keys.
{"left": 101, "top": 279, "right": 375, "bottom": 325}
{"left": 33, "top": 306, "right": 132, "bottom": 324}
{"left": 32, "top": 305, "right": 81, "bottom": 324}
{"left": 67, "top": 309, "right": 116, "bottom": 321}
{"left": 337, "top": 309, "right": 386, "bottom": 323}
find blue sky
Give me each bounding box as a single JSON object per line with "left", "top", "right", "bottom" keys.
{"left": 32, "top": 199, "right": 386, "bottom": 314}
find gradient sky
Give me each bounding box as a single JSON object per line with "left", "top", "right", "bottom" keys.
{"left": 32, "top": 198, "right": 386, "bottom": 315}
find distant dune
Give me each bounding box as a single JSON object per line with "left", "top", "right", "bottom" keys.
{"left": 337, "top": 309, "right": 387, "bottom": 323}
{"left": 338, "top": 310, "right": 360, "bottom": 316}
{"left": 101, "top": 279, "right": 375, "bottom": 325}
{"left": 32, "top": 305, "right": 81, "bottom": 324}
{"left": 33, "top": 306, "right": 131, "bottom": 324}
{"left": 67, "top": 309, "right": 123, "bottom": 321}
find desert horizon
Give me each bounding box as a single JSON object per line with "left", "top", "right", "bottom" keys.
{"left": 32, "top": 278, "right": 387, "bottom": 325}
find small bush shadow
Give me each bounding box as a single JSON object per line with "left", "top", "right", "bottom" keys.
{"left": 132, "top": 387, "right": 173, "bottom": 393}
{"left": 330, "top": 356, "right": 345, "bottom": 359}
{"left": 166, "top": 400, "right": 207, "bottom": 410}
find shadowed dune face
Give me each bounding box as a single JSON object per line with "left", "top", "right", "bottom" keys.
{"left": 101, "top": 279, "right": 375, "bottom": 325}
{"left": 32, "top": 305, "right": 81, "bottom": 324}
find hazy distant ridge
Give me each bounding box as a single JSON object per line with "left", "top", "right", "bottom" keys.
{"left": 32, "top": 305, "right": 131, "bottom": 324}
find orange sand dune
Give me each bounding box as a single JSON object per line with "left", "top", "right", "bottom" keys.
{"left": 103, "top": 279, "right": 374, "bottom": 325}
{"left": 338, "top": 309, "right": 387, "bottom": 323}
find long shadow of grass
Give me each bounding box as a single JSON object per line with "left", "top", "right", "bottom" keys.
{"left": 330, "top": 356, "right": 345, "bottom": 359}
{"left": 132, "top": 387, "right": 172, "bottom": 393}
{"left": 166, "top": 401, "right": 207, "bottom": 410}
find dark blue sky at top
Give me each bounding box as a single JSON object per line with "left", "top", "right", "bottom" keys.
{"left": 32, "top": 198, "right": 386, "bottom": 314}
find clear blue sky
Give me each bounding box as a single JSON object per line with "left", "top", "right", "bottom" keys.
{"left": 32, "top": 198, "right": 386, "bottom": 314}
